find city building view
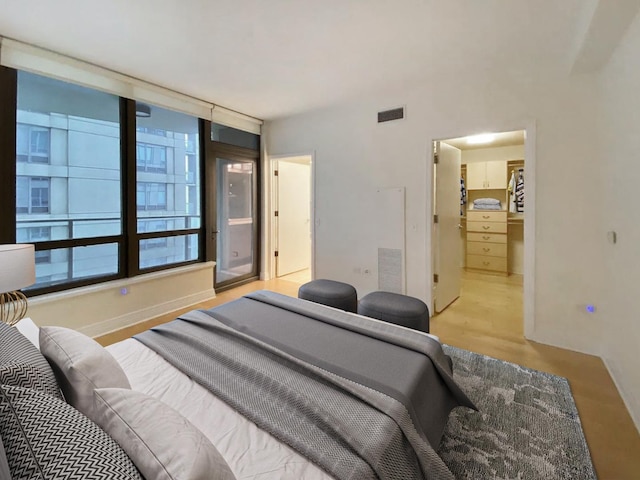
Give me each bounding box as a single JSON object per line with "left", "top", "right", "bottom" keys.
{"left": 16, "top": 71, "right": 201, "bottom": 289}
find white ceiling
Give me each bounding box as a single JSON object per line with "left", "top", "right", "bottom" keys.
{"left": 0, "top": 0, "right": 636, "bottom": 120}
{"left": 444, "top": 130, "right": 524, "bottom": 151}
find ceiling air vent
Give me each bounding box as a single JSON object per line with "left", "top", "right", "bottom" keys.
{"left": 377, "top": 107, "right": 405, "bottom": 123}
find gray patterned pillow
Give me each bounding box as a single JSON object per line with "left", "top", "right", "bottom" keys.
{"left": 0, "top": 322, "right": 61, "bottom": 399}
{"left": 0, "top": 435, "right": 11, "bottom": 480}
{"left": 0, "top": 384, "right": 142, "bottom": 480}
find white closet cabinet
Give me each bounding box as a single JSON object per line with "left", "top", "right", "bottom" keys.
{"left": 466, "top": 161, "right": 507, "bottom": 189}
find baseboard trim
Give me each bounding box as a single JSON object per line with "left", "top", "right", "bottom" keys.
{"left": 78, "top": 288, "right": 216, "bottom": 338}
{"left": 525, "top": 330, "right": 601, "bottom": 357}
{"left": 603, "top": 356, "right": 640, "bottom": 435}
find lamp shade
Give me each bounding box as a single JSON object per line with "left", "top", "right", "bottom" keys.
{"left": 0, "top": 244, "right": 36, "bottom": 293}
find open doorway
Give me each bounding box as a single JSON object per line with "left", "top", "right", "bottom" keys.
{"left": 274, "top": 155, "right": 313, "bottom": 283}
{"left": 432, "top": 129, "right": 527, "bottom": 336}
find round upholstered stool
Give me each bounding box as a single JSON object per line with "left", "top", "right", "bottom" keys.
{"left": 298, "top": 279, "right": 358, "bottom": 313}
{"left": 358, "top": 291, "right": 430, "bottom": 333}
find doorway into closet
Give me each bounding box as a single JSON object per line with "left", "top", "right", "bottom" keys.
{"left": 432, "top": 129, "right": 526, "bottom": 338}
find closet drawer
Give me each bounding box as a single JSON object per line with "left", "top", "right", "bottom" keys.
{"left": 467, "top": 232, "right": 507, "bottom": 244}
{"left": 467, "top": 211, "right": 507, "bottom": 223}
{"left": 467, "top": 221, "right": 507, "bottom": 234}
{"left": 467, "top": 255, "right": 508, "bottom": 272}
{"left": 467, "top": 242, "right": 507, "bottom": 258}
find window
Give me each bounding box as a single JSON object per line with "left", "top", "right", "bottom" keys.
{"left": 137, "top": 182, "right": 168, "bottom": 211}
{"left": 227, "top": 163, "right": 253, "bottom": 219}
{"left": 15, "top": 71, "right": 121, "bottom": 290}
{"left": 17, "top": 124, "right": 50, "bottom": 163}
{"left": 138, "top": 220, "right": 168, "bottom": 249}
{"left": 137, "top": 127, "right": 166, "bottom": 137}
{"left": 17, "top": 226, "right": 52, "bottom": 264}
{"left": 136, "top": 143, "right": 168, "bottom": 173}
{"left": 212, "top": 123, "right": 259, "bottom": 150}
{"left": 140, "top": 234, "right": 198, "bottom": 269}
{"left": 18, "top": 226, "right": 51, "bottom": 242}
{"left": 16, "top": 177, "right": 50, "bottom": 214}
{"left": 1, "top": 69, "right": 207, "bottom": 295}
{"left": 136, "top": 102, "right": 201, "bottom": 270}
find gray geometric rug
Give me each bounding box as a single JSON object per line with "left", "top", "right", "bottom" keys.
{"left": 439, "top": 345, "right": 597, "bottom": 480}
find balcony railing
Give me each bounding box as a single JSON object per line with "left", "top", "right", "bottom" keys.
{"left": 18, "top": 215, "right": 202, "bottom": 290}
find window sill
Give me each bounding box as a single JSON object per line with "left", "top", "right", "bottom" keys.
{"left": 30, "top": 261, "right": 215, "bottom": 305}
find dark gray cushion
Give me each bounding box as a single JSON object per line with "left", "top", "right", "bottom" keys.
{"left": 0, "top": 322, "right": 62, "bottom": 399}
{"left": 0, "top": 384, "right": 142, "bottom": 480}
{"left": 358, "top": 291, "right": 430, "bottom": 332}
{"left": 298, "top": 279, "right": 358, "bottom": 313}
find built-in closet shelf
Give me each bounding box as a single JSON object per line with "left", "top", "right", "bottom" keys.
{"left": 462, "top": 158, "right": 526, "bottom": 275}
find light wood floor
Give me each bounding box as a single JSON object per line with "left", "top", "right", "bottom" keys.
{"left": 278, "top": 268, "right": 312, "bottom": 284}
{"left": 97, "top": 270, "right": 640, "bottom": 479}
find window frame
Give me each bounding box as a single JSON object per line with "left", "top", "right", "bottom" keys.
{"left": 136, "top": 142, "right": 168, "bottom": 173}
{"left": 17, "top": 124, "right": 51, "bottom": 164}
{"left": 17, "top": 226, "right": 52, "bottom": 264}
{"left": 16, "top": 176, "right": 51, "bottom": 214}
{"left": 136, "top": 181, "right": 168, "bottom": 211}
{"left": 125, "top": 100, "right": 206, "bottom": 278}
{"left": 0, "top": 71, "right": 207, "bottom": 295}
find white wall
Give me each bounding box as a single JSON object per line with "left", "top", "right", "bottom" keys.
{"left": 266, "top": 72, "right": 605, "bottom": 356}
{"left": 28, "top": 262, "right": 216, "bottom": 338}
{"left": 598, "top": 11, "right": 640, "bottom": 431}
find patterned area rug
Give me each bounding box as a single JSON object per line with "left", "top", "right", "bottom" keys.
{"left": 438, "top": 345, "right": 597, "bottom": 480}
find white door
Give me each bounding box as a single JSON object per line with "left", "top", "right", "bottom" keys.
{"left": 277, "top": 158, "right": 311, "bottom": 276}
{"left": 434, "top": 142, "right": 462, "bottom": 312}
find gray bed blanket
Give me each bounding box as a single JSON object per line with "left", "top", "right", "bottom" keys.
{"left": 135, "top": 291, "right": 475, "bottom": 480}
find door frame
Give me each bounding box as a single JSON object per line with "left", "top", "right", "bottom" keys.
{"left": 267, "top": 152, "right": 316, "bottom": 281}
{"left": 429, "top": 120, "right": 537, "bottom": 339}
{"left": 205, "top": 140, "right": 261, "bottom": 291}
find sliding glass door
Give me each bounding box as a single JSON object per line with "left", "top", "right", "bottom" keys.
{"left": 207, "top": 141, "right": 259, "bottom": 290}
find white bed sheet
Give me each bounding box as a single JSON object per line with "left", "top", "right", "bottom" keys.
{"left": 107, "top": 338, "right": 334, "bottom": 480}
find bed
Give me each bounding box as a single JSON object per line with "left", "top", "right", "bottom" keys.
{"left": 0, "top": 290, "right": 475, "bottom": 480}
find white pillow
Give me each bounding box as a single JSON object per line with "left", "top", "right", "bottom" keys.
{"left": 15, "top": 317, "right": 41, "bottom": 349}
{"left": 93, "top": 388, "right": 236, "bottom": 480}
{"left": 39, "top": 326, "right": 131, "bottom": 417}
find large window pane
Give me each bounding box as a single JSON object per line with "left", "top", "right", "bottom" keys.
{"left": 139, "top": 234, "right": 198, "bottom": 269}
{"left": 26, "top": 243, "right": 119, "bottom": 290}
{"left": 136, "top": 103, "right": 201, "bottom": 269}
{"left": 17, "top": 124, "right": 50, "bottom": 163}
{"left": 16, "top": 71, "right": 121, "bottom": 244}
{"left": 137, "top": 182, "right": 168, "bottom": 210}
{"left": 16, "top": 71, "right": 121, "bottom": 290}
{"left": 216, "top": 158, "right": 255, "bottom": 284}
{"left": 136, "top": 104, "right": 200, "bottom": 232}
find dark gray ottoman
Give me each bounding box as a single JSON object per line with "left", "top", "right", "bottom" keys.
{"left": 358, "top": 291, "right": 430, "bottom": 333}
{"left": 298, "top": 279, "right": 358, "bottom": 313}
